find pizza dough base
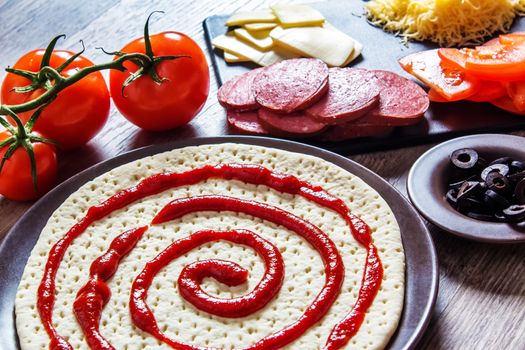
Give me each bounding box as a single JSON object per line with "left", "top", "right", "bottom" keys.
{"left": 15, "top": 143, "right": 405, "bottom": 350}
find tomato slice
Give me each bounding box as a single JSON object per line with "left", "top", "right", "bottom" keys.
{"left": 438, "top": 48, "right": 468, "bottom": 69}
{"left": 491, "top": 95, "right": 525, "bottom": 116}
{"left": 399, "top": 49, "right": 478, "bottom": 100}
{"left": 505, "top": 80, "right": 525, "bottom": 111}
{"left": 464, "top": 41, "right": 525, "bottom": 81}
{"left": 467, "top": 80, "right": 506, "bottom": 102}
{"left": 427, "top": 89, "right": 449, "bottom": 102}
{"left": 499, "top": 32, "right": 525, "bottom": 45}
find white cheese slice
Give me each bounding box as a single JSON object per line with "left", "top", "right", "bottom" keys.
{"left": 270, "top": 4, "right": 325, "bottom": 28}
{"left": 244, "top": 22, "right": 278, "bottom": 31}
{"left": 234, "top": 28, "right": 273, "bottom": 51}
{"left": 224, "top": 51, "right": 250, "bottom": 63}
{"left": 225, "top": 9, "right": 276, "bottom": 26}
{"left": 212, "top": 33, "right": 298, "bottom": 66}
{"left": 270, "top": 26, "right": 357, "bottom": 67}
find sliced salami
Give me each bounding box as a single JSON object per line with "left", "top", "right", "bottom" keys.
{"left": 254, "top": 58, "right": 329, "bottom": 113}
{"left": 317, "top": 123, "right": 394, "bottom": 142}
{"left": 358, "top": 70, "right": 429, "bottom": 126}
{"left": 306, "top": 68, "right": 380, "bottom": 125}
{"left": 258, "top": 108, "right": 327, "bottom": 138}
{"left": 218, "top": 68, "right": 262, "bottom": 111}
{"left": 227, "top": 110, "right": 269, "bottom": 135}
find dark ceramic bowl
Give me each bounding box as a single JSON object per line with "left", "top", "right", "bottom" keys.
{"left": 407, "top": 134, "right": 525, "bottom": 243}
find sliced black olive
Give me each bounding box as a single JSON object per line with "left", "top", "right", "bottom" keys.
{"left": 510, "top": 160, "right": 525, "bottom": 173}
{"left": 485, "top": 172, "right": 510, "bottom": 194}
{"left": 489, "top": 157, "right": 513, "bottom": 166}
{"left": 446, "top": 189, "right": 458, "bottom": 207}
{"left": 451, "top": 148, "right": 479, "bottom": 171}
{"left": 494, "top": 212, "right": 508, "bottom": 222}
{"left": 514, "top": 179, "right": 525, "bottom": 204}
{"left": 508, "top": 170, "right": 525, "bottom": 182}
{"left": 449, "top": 176, "right": 477, "bottom": 190}
{"left": 457, "top": 181, "right": 484, "bottom": 199}
{"left": 483, "top": 189, "right": 510, "bottom": 210}
{"left": 457, "top": 197, "right": 485, "bottom": 214}
{"left": 480, "top": 164, "right": 510, "bottom": 182}
{"left": 466, "top": 212, "right": 495, "bottom": 221}
{"left": 503, "top": 204, "right": 525, "bottom": 222}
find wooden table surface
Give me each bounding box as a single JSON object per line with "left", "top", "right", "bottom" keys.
{"left": 0, "top": 1, "right": 524, "bottom": 349}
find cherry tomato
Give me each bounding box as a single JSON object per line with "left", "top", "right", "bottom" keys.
{"left": 1, "top": 50, "right": 110, "bottom": 150}
{"left": 399, "top": 49, "right": 478, "bottom": 100}
{"left": 0, "top": 131, "right": 58, "bottom": 201}
{"left": 109, "top": 32, "right": 210, "bottom": 131}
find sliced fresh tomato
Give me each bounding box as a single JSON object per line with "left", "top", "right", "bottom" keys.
{"left": 499, "top": 32, "right": 525, "bottom": 45}
{"left": 505, "top": 80, "right": 525, "bottom": 111}
{"left": 399, "top": 49, "right": 478, "bottom": 100}
{"left": 427, "top": 89, "right": 449, "bottom": 102}
{"left": 467, "top": 80, "right": 507, "bottom": 102}
{"left": 463, "top": 41, "right": 525, "bottom": 81}
{"left": 438, "top": 48, "right": 468, "bottom": 69}
{"left": 491, "top": 95, "right": 525, "bottom": 116}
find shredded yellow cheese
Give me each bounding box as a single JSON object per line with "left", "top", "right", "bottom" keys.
{"left": 365, "top": 0, "right": 525, "bottom": 47}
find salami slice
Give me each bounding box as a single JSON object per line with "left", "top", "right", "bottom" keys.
{"left": 227, "top": 110, "right": 269, "bottom": 135}
{"left": 306, "top": 68, "right": 380, "bottom": 125}
{"left": 254, "top": 58, "right": 329, "bottom": 113}
{"left": 358, "top": 70, "right": 429, "bottom": 126}
{"left": 218, "top": 68, "right": 262, "bottom": 111}
{"left": 257, "top": 108, "right": 327, "bottom": 138}
{"left": 317, "top": 123, "right": 394, "bottom": 142}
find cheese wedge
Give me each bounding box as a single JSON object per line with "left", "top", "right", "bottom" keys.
{"left": 270, "top": 4, "right": 325, "bottom": 28}
{"left": 212, "top": 33, "right": 297, "bottom": 66}
{"left": 244, "top": 22, "right": 278, "bottom": 31}
{"left": 225, "top": 9, "right": 276, "bottom": 26}
{"left": 224, "top": 52, "right": 250, "bottom": 63}
{"left": 234, "top": 28, "right": 273, "bottom": 51}
{"left": 270, "top": 26, "right": 357, "bottom": 67}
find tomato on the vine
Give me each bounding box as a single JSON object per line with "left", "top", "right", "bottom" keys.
{"left": 1, "top": 50, "right": 110, "bottom": 150}
{"left": 0, "top": 130, "right": 57, "bottom": 201}
{"left": 109, "top": 32, "right": 210, "bottom": 131}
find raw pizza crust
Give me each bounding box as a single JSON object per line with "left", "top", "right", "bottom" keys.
{"left": 15, "top": 143, "right": 405, "bottom": 350}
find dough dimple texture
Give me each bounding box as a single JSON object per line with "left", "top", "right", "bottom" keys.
{"left": 15, "top": 143, "right": 405, "bottom": 350}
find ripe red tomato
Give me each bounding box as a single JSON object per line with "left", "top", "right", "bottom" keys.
{"left": 109, "top": 32, "right": 210, "bottom": 131}
{"left": 0, "top": 131, "right": 58, "bottom": 201}
{"left": 1, "top": 50, "right": 110, "bottom": 150}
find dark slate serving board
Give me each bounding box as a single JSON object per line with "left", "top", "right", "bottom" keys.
{"left": 203, "top": 0, "right": 525, "bottom": 155}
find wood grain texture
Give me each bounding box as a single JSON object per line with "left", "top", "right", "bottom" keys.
{"left": 0, "top": 0, "right": 524, "bottom": 349}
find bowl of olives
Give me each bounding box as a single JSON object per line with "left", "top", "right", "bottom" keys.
{"left": 407, "top": 134, "right": 525, "bottom": 243}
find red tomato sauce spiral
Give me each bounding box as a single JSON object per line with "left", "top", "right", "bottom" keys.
{"left": 36, "top": 164, "right": 383, "bottom": 350}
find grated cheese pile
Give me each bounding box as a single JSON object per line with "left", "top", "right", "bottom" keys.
{"left": 365, "top": 0, "right": 525, "bottom": 47}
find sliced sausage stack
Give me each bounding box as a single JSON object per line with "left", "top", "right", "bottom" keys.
{"left": 218, "top": 58, "right": 429, "bottom": 142}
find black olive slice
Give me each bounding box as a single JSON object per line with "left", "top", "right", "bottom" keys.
{"left": 446, "top": 189, "right": 458, "bottom": 207}
{"left": 457, "top": 197, "right": 484, "bottom": 214}
{"left": 515, "top": 179, "right": 525, "bottom": 204}
{"left": 449, "top": 176, "right": 477, "bottom": 190}
{"left": 489, "top": 157, "right": 513, "bottom": 166}
{"left": 508, "top": 171, "right": 525, "bottom": 182}
{"left": 466, "top": 212, "right": 495, "bottom": 221}
{"left": 503, "top": 204, "right": 525, "bottom": 222}
{"left": 510, "top": 160, "right": 525, "bottom": 173}
{"left": 480, "top": 164, "right": 510, "bottom": 182}
{"left": 457, "top": 181, "right": 484, "bottom": 199}
{"left": 485, "top": 172, "right": 510, "bottom": 194}
{"left": 450, "top": 148, "right": 479, "bottom": 172}
{"left": 484, "top": 189, "right": 510, "bottom": 210}
{"left": 494, "top": 212, "right": 508, "bottom": 222}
